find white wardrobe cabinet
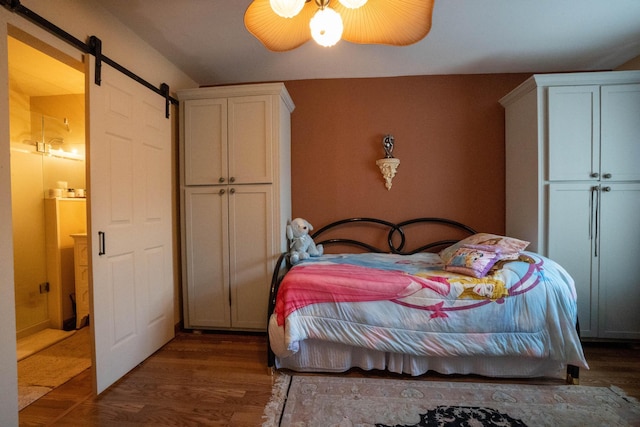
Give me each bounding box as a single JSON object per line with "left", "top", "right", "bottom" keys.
{"left": 500, "top": 71, "right": 640, "bottom": 340}
{"left": 179, "top": 83, "right": 294, "bottom": 331}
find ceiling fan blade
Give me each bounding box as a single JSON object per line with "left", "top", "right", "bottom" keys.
{"left": 337, "top": 0, "right": 435, "bottom": 46}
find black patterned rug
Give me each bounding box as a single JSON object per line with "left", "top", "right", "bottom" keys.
{"left": 376, "top": 405, "right": 527, "bottom": 426}
{"left": 262, "top": 374, "right": 640, "bottom": 427}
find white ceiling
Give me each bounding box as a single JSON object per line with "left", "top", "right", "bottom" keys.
{"left": 97, "top": 0, "right": 640, "bottom": 86}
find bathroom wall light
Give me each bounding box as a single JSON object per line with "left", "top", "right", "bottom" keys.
{"left": 376, "top": 134, "right": 399, "bottom": 190}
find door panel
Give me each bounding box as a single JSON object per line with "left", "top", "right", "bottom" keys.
{"left": 110, "top": 253, "right": 136, "bottom": 343}
{"left": 598, "top": 183, "right": 640, "bottom": 339}
{"left": 183, "top": 98, "right": 227, "bottom": 185}
{"left": 183, "top": 187, "right": 231, "bottom": 328}
{"left": 89, "top": 60, "right": 174, "bottom": 393}
{"left": 228, "top": 95, "right": 273, "bottom": 184}
{"left": 601, "top": 84, "right": 640, "bottom": 181}
{"left": 547, "top": 86, "right": 599, "bottom": 181}
{"left": 229, "top": 184, "right": 273, "bottom": 330}
{"left": 107, "top": 133, "right": 134, "bottom": 223}
{"left": 547, "top": 183, "right": 597, "bottom": 337}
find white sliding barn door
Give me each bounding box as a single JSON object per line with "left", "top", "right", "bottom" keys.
{"left": 88, "top": 60, "right": 174, "bottom": 393}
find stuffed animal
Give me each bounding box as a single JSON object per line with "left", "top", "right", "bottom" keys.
{"left": 286, "top": 218, "right": 324, "bottom": 264}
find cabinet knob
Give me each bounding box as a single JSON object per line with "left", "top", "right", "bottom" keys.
{"left": 229, "top": 177, "right": 236, "bottom": 183}
{"left": 219, "top": 189, "right": 225, "bottom": 195}
{"left": 219, "top": 177, "right": 225, "bottom": 183}
{"left": 229, "top": 188, "right": 236, "bottom": 194}
{"left": 603, "top": 173, "right": 612, "bottom": 179}
{"left": 590, "top": 172, "right": 599, "bottom": 178}
{"left": 602, "top": 186, "right": 611, "bottom": 192}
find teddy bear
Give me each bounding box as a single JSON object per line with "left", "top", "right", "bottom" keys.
{"left": 286, "top": 218, "right": 324, "bottom": 264}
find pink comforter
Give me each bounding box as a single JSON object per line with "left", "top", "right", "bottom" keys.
{"left": 275, "top": 263, "right": 449, "bottom": 326}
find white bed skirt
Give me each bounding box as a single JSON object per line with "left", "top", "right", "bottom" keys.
{"left": 275, "top": 338, "right": 569, "bottom": 379}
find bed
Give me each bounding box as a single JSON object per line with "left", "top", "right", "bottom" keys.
{"left": 267, "top": 218, "right": 588, "bottom": 384}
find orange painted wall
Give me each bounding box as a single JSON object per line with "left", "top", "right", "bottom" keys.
{"left": 285, "top": 74, "right": 529, "bottom": 235}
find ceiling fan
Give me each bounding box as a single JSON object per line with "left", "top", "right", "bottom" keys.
{"left": 244, "top": 0, "right": 435, "bottom": 51}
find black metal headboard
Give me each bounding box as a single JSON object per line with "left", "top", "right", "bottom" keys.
{"left": 311, "top": 217, "right": 477, "bottom": 255}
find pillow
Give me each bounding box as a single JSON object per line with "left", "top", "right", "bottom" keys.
{"left": 444, "top": 244, "right": 502, "bottom": 278}
{"left": 439, "top": 233, "right": 529, "bottom": 264}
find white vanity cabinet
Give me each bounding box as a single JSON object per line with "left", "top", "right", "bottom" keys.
{"left": 500, "top": 71, "right": 640, "bottom": 339}
{"left": 178, "top": 83, "right": 294, "bottom": 331}
{"left": 71, "top": 233, "right": 89, "bottom": 328}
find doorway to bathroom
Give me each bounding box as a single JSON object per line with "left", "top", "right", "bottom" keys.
{"left": 8, "top": 30, "right": 91, "bottom": 408}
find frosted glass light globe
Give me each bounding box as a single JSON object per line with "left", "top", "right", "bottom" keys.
{"left": 270, "top": 0, "right": 306, "bottom": 18}
{"left": 339, "top": 0, "right": 368, "bottom": 8}
{"left": 310, "top": 7, "right": 344, "bottom": 47}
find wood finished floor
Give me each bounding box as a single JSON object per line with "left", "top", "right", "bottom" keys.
{"left": 18, "top": 331, "right": 640, "bottom": 426}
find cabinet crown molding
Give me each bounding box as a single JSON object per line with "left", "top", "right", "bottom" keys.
{"left": 177, "top": 82, "right": 295, "bottom": 113}
{"left": 500, "top": 70, "right": 640, "bottom": 107}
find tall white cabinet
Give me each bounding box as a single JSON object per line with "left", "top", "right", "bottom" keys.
{"left": 500, "top": 71, "right": 640, "bottom": 340}
{"left": 178, "top": 83, "right": 294, "bottom": 331}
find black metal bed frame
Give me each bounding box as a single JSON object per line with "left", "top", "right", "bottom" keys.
{"left": 266, "top": 217, "right": 580, "bottom": 384}
{"left": 310, "top": 217, "right": 477, "bottom": 255}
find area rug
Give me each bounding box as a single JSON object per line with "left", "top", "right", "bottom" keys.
{"left": 262, "top": 374, "right": 640, "bottom": 427}
{"left": 18, "top": 326, "right": 91, "bottom": 410}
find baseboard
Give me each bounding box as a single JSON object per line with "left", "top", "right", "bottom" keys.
{"left": 16, "top": 319, "right": 51, "bottom": 340}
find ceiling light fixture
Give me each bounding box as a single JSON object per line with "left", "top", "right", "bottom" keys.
{"left": 309, "top": 0, "right": 343, "bottom": 47}
{"left": 244, "top": 0, "right": 435, "bottom": 52}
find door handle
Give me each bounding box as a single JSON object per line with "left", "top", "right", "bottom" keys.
{"left": 98, "top": 231, "right": 106, "bottom": 256}
{"left": 590, "top": 186, "right": 600, "bottom": 257}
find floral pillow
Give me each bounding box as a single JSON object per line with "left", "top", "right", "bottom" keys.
{"left": 439, "top": 233, "right": 530, "bottom": 264}
{"left": 444, "top": 244, "right": 502, "bottom": 278}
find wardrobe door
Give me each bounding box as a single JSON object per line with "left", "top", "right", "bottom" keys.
{"left": 184, "top": 187, "right": 231, "bottom": 328}
{"left": 183, "top": 98, "right": 227, "bottom": 185}
{"left": 547, "top": 183, "right": 597, "bottom": 337}
{"left": 600, "top": 83, "right": 640, "bottom": 181}
{"left": 597, "top": 183, "right": 640, "bottom": 339}
{"left": 228, "top": 184, "right": 273, "bottom": 330}
{"left": 227, "top": 95, "right": 273, "bottom": 184}
{"left": 547, "top": 86, "right": 600, "bottom": 181}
